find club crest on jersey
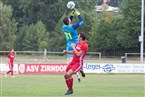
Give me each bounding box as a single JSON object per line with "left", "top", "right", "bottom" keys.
{"left": 76, "top": 46, "right": 80, "bottom": 50}
{"left": 11, "top": 55, "right": 15, "bottom": 58}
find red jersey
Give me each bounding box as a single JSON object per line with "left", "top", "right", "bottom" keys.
{"left": 66, "top": 41, "right": 88, "bottom": 73}
{"left": 7, "top": 52, "right": 15, "bottom": 63}
{"left": 71, "top": 41, "right": 88, "bottom": 63}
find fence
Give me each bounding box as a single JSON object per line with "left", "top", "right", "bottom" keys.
{"left": 0, "top": 51, "right": 101, "bottom": 64}
{"left": 1, "top": 51, "right": 144, "bottom": 64}
{"left": 125, "top": 53, "right": 145, "bottom": 58}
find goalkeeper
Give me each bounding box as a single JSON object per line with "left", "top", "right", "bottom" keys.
{"left": 62, "top": 9, "right": 85, "bottom": 82}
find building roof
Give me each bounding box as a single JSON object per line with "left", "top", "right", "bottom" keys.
{"left": 95, "top": 5, "right": 120, "bottom": 13}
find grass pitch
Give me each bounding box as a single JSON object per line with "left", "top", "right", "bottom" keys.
{"left": 0, "top": 74, "right": 145, "bottom": 97}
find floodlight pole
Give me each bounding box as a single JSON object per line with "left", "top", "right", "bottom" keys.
{"left": 140, "top": 0, "right": 144, "bottom": 63}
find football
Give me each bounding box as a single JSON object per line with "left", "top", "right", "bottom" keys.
{"left": 67, "top": 1, "right": 75, "bottom": 9}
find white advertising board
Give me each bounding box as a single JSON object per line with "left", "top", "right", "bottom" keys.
{"left": 1, "top": 63, "right": 145, "bottom": 74}
{"left": 0, "top": 63, "right": 18, "bottom": 74}
{"left": 83, "top": 63, "right": 145, "bottom": 73}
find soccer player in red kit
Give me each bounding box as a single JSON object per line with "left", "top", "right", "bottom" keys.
{"left": 5, "top": 49, "right": 15, "bottom": 77}
{"left": 63, "top": 32, "right": 88, "bottom": 95}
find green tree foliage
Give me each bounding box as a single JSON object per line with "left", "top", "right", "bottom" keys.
{"left": 117, "top": 0, "right": 141, "bottom": 50}
{"left": 0, "top": 1, "right": 17, "bottom": 50}
{"left": 20, "top": 20, "right": 49, "bottom": 50}
{"left": 81, "top": 10, "right": 100, "bottom": 51}
{"left": 1, "top": 0, "right": 143, "bottom": 55}
{"left": 51, "top": 15, "right": 66, "bottom": 51}
{"left": 88, "top": 11, "right": 121, "bottom": 53}
{"left": 35, "top": 20, "right": 49, "bottom": 50}
{"left": 2, "top": 0, "right": 67, "bottom": 32}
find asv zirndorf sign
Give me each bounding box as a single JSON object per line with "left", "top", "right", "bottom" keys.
{"left": 18, "top": 64, "right": 67, "bottom": 74}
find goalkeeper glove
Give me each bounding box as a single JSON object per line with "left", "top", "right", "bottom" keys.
{"left": 70, "top": 9, "right": 75, "bottom": 16}
{"left": 74, "top": 9, "right": 80, "bottom": 16}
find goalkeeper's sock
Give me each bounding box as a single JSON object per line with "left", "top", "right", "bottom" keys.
{"left": 76, "top": 72, "right": 80, "bottom": 79}
{"left": 76, "top": 72, "right": 81, "bottom": 82}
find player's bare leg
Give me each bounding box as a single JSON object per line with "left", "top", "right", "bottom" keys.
{"left": 67, "top": 58, "right": 81, "bottom": 82}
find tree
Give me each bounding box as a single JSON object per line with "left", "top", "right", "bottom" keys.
{"left": 21, "top": 20, "right": 49, "bottom": 51}
{"left": 2, "top": 0, "right": 142, "bottom": 55}
{"left": 117, "top": 0, "right": 142, "bottom": 50}
{"left": 35, "top": 20, "right": 49, "bottom": 50}
{"left": 2, "top": 0, "right": 68, "bottom": 32}
{"left": 0, "top": 1, "right": 17, "bottom": 50}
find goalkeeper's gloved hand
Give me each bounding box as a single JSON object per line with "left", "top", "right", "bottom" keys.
{"left": 74, "top": 9, "right": 80, "bottom": 16}
{"left": 70, "top": 9, "right": 75, "bottom": 16}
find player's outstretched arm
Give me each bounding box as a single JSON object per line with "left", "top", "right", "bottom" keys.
{"left": 69, "top": 9, "right": 75, "bottom": 21}
{"left": 72, "top": 9, "right": 84, "bottom": 29}
{"left": 63, "top": 50, "right": 74, "bottom": 54}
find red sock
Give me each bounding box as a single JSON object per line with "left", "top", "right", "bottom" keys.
{"left": 65, "top": 78, "right": 73, "bottom": 90}
{"left": 6, "top": 70, "right": 11, "bottom": 74}
{"left": 69, "top": 78, "right": 73, "bottom": 90}
{"left": 6, "top": 70, "right": 13, "bottom": 76}
{"left": 11, "top": 70, "right": 13, "bottom": 76}
{"left": 65, "top": 79, "right": 70, "bottom": 90}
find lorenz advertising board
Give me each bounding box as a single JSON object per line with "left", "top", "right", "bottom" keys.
{"left": 0, "top": 63, "right": 145, "bottom": 74}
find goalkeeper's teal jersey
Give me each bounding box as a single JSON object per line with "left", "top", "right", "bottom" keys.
{"left": 62, "top": 24, "right": 78, "bottom": 58}
{"left": 62, "top": 15, "right": 84, "bottom": 58}
{"left": 62, "top": 24, "right": 78, "bottom": 44}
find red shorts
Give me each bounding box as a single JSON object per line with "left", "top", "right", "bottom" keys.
{"left": 8, "top": 62, "right": 13, "bottom": 69}
{"left": 66, "top": 61, "right": 83, "bottom": 73}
